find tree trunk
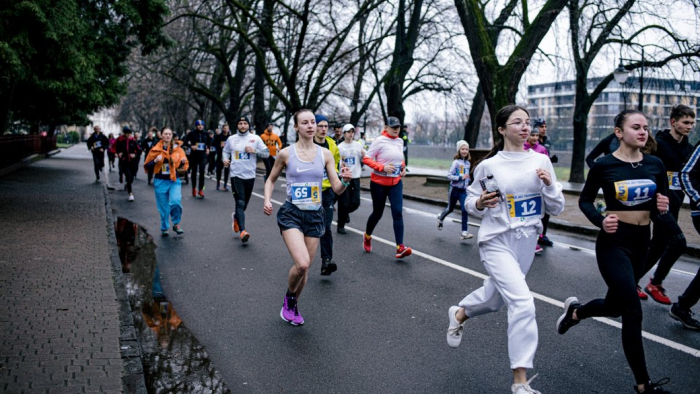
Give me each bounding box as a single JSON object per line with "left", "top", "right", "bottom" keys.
{"left": 463, "top": 84, "right": 485, "bottom": 146}
{"left": 253, "top": 0, "right": 274, "bottom": 134}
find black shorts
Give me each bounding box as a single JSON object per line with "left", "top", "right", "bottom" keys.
{"left": 277, "top": 201, "right": 325, "bottom": 238}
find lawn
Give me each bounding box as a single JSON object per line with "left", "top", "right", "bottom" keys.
{"left": 409, "top": 157, "right": 588, "bottom": 182}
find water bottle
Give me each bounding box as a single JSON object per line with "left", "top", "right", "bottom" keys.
{"left": 480, "top": 174, "right": 502, "bottom": 202}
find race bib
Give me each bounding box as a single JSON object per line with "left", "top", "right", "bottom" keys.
{"left": 343, "top": 156, "right": 356, "bottom": 166}
{"left": 197, "top": 142, "right": 206, "bottom": 150}
{"left": 234, "top": 151, "right": 250, "bottom": 160}
{"left": 507, "top": 193, "right": 543, "bottom": 219}
{"left": 667, "top": 171, "right": 681, "bottom": 191}
{"left": 147, "top": 141, "right": 153, "bottom": 147}
{"left": 161, "top": 163, "right": 170, "bottom": 175}
{"left": 291, "top": 182, "right": 321, "bottom": 206}
{"left": 385, "top": 163, "right": 402, "bottom": 177}
{"left": 614, "top": 179, "right": 657, "bottom": 206}
{"left": 457, "top": 165, "right": 467, "bottom": 176}
{"left": 94, "top": 141, "right": 102, "bottom": 148}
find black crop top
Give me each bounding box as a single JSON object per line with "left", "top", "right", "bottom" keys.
{"left": 579, "top": 153, "right": 667, "bottom": 228}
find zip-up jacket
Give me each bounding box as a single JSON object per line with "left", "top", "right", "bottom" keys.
{"left": 362, "top": 131, "right": 404, "bottom": 187}
{"left": 184, "top": 129, "right": 212, "bottom": 157}
{"left": 144, "top": 140, "right": 190, "bottom": 181}
{"left": 87, "top": 133, "right": 109, "bottom": 154}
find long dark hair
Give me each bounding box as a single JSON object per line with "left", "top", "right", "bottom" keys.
{"left": 613, "top": 109, "right": 655, "bottom": 153}
{"left": 474, "top": 105, "right": 530, "bottom": 168}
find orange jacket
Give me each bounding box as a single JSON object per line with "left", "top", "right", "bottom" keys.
{"left": 144, "top": 140, "right": 189, "bottom": 181}
{"left": 261, "top": 130, "right": 283, "bottom": 156}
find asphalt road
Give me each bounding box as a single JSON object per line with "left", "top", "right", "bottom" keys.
{"left": 97, "top": 148, "right": 700, "bottom": 394}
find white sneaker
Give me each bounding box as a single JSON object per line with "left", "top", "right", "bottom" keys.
{"left": 128, "top": 194, "right": 134, "bottom": 202}
{"left": 446, "top": 306, "right": 463, "bottom": 348}
{"left": 461, "top": 231, "right": 473, "bottom": 239}
{"left": 511, "top": 374, "right": 541, "bottom": 394}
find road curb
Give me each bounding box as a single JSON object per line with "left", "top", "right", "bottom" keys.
{"left": 101, "top": 183, "right": 148, "bottom": 393}
{"left": 360, "top": 185, "right": 700, "bottom": 260}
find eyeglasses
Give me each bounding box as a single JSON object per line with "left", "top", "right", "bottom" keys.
{"left": 506, "top": 121, "right": 532, "bottom": 129}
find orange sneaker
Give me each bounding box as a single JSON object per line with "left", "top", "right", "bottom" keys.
{"left": 363, "top": 233, "right": 372, "bottom": 253}
{"left": 231, "top": 213, "right": 239, "bottom": 233}
{"left": 395, "top": 244, "right": 412, "bottom": 258}
{"left": 240, "top": 230, "right": 250, "bottom": 243}
{"left": 198, "top": 190, "right": 205, "bottom": 199}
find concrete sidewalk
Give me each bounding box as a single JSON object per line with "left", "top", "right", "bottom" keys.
{"left": 0, "top": 147, "right": 141, "bottom": 393}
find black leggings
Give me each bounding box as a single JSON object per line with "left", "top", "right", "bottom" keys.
{"left": 366, "top": 180, "right": 404, "bottom": 245}
{"left": 189, "top": 155, "right": 207, "bottom": 191}
{"left": 576, "top": 222, "right": 650, "bottom": 384}
{"left": 92, "top": 152, "right": 105, "bottom": 178}
{"left": 231, "top": 177, "right": 255, "bottom": 231}
{"left": 337, "top": 178, "right": 360, "bottom": 227}
{"left": 642, "top": 195, "right": 686, "bottom": 285}
{"left": 216, "top": 159, "right": 230, "bottom": 188}
{"left": 119, "top": 161, "right": 136, "bottom": 194}
{"left": 263, "top": 156, "right": 275, "bottom": 181}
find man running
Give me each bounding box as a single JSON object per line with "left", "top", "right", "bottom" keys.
{"left": 214, "top": 124, "right": 231, "bottom": 191}
{"left": 184, "top": 120, "right": 212, "bottom": 198}
{"left": 260, "top": 123, "right": 283, "bottom": 181}
{"left": 87, "top": 126, "right": 109, "bottom": 182}
{"left": 637, "top": 104, "right": 694, "bottom": 304}
{"left": 223, "top": 116, "right": 269, "bottom": 243}
{"left": 141, "top": 127, "right": 159, "bottom": 185}
{"left": 313, "top": 114, "right": 341, "bottom": 275}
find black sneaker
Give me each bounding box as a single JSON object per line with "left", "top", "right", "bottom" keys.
{"left": 635, "top": 378, "right": 671, "bottom": 393}
{"left": 669, "top": 303, "right": 700, "bottom": 330}
{"left": 538, "top": 235, "right": 553, "bottom": 247}
{"left": 337, "top": 227, "right": 347, "bottom": 234}
{"left": 557, "top": 296, "right": 581, "bottom": 334}
{"left": 320, "top": 259, "right": 337, "bottom": 276}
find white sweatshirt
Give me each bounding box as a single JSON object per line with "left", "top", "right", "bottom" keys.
{"left": 337, "top": 140, "right": 365, "bottom": 179}
{"left": 466, "top": 150, "right": 565, "bottom": 243}
{"left": 222, "top": 132, "right": 269, "bottom": 179}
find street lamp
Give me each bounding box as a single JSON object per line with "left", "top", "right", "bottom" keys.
{"left": 614, "top": 46, "right": 646, "bottom": 112}
{"left": 613, "top": 61, "right": 630, "bottom": 108}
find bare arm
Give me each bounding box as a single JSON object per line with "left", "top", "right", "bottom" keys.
{"left": 263, "top": 148, "right": 289, "bottom": 215}
{"left": 325, "top": 149, "right": 351, "bottom": 195}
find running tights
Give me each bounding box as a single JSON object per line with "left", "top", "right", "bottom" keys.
{"left": 190, "top": 155, "right": 207, "bottom": 191}
{"left": 438, "top": 186, "right": 468, "bottom": 232}
{"left": 337, "top": 178, "right": 361, "bottom": 228}
{"left": 216, "top": 159, "right": 230, "bottom": 188}
{"left": 231, "top": 177, "right": 255, "bottom": 232}
{"left": 320, "top": 188, "right": 335, "bottom": 260}
{"left": 642, "top": 198, "right": 686, "bottom": 285}
{"left": 365, "top": 180, "right": 404, "bottom": 245}
{"left": 92, "top": 153, "right": 105, "bottom": 179}
{"left": 576, "top": 222, "right": 651, "bottom": 384}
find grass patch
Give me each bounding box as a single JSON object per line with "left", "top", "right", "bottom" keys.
{"left": 56, "top": 143, "right": 74, "bottom": 148}
{"left": 409, "top": 158, "right": 452, "bottom": 170}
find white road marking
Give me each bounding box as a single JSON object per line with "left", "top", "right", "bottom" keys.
{"left": 254, "top": 191, "right": 700, "bottom": 358}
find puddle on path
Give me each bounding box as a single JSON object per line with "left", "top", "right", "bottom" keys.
{"left": 115, "top": 218, "right": 231, "bottom": 394}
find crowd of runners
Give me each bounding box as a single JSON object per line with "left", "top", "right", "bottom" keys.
{"left": 85, "top": 103, "right": 700, "bottom": 394}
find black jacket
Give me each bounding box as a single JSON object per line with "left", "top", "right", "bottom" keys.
{"left": 87, "top": 133, "right": 109, "bottom": 155}
{"left": 184, "top": 129, "right": 212, "bottom": 157}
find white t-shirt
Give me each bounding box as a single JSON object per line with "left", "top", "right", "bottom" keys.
{"left": 337, "top": 140, "right": 364, "bottom": 179}
{"left": 222, "top": 132, "right": 269, "bottom": 179}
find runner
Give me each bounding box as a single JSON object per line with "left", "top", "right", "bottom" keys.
{"left": 86, "top": 126, "right": 109, "bottom": 182}
{"left": 143, "top": 128, "right": 189, "bottom": 236}
{"left": 336, "top": 123, "right": 366, "bottom": 234}
{"left": 141, "top": 127, "right": 159, "bottom": 185}
{"left": 436, "top": 140, "right": 472, "bottom": 240}
{"left": 586, "top": 132, "right": 620, "bottom": 168}
{"left": 332, "top": 123, "right": 343, "bottom": 144}
{"left": 223, "top": 116, "right": 269, "bottom": 243}
{"left": 263, "top": 109, "right": 352, "bottom": 325}
{"left": 313, "top": 114, "right": 341, "bottom": 274}
{"left": 446, "top": 105, "right": 564, "bottom": 394}
{"left": 362, "top": 116, "right": 412, "bottom": 259}
{"left": 115, "top": 126, "right": 142, "bottom": 202}
{"left": 207, "top": 129, "right": 217, "bottom": 176}
{"left": 557, "top": 109, "right": 672, "bottom": 393}
{"left": 107, "top": 133, "right": 116, "bottom": 172}
{"left": 260, "top": 123, "right": 283, "bottom": 181}
{"left": 636, "top": 105, "right": 694, "bottom": 304}
{"left": 184, "top": 119, "right": 212, "bottom": 199}
{"left": 533, "top": 118, "right": 558, "bottom": 248}
{"left": 213, "top": 124, "right": 231, "bottom": 191}
{"left": 524, "top": 128, "right": 549, "bottom": 254}
{"left": 676, "top": 135, "right": 700, "bottom": 330}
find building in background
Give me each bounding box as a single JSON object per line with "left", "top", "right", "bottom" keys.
{"left": 527, "top": 77, "right": 700, "bottom": 151}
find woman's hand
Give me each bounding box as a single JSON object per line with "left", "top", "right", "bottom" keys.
{"left": 181, "top": 158, "right": 186, "bottom": 164}
{"left": 263, "top": 201, "right": 273, "bottom": 216}
{"left": 656, "top": 193, "right": 669, "bottom": 214}
{"left": 536, "top": 168, "right": 552, "bottom": 186}
{"left": 476, "top": 190, "right": 499, "bottom": 210}
{"left": 462, "top": 173, "right": 469, "bottom": 180}
{"left": 155, "top": 154, "right": 163, "bottom": 163}
{"left": 383, "top": 163, "right": 396, "bottom": 174}
{"left": 602, "top": 214, "right": 619, "bottom": 234}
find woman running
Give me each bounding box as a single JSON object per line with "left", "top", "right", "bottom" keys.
{"left": 557, "top": 109, "right": 671, "bottom": 393}
{"left": 263, "top": 109, "right": 351, "bottom": 326}
{"left": 446, "top": 105, "right": 565, "bottom": 394}
{"left": 436, "top": 140, "right": 472, "bottom": 240}
{"left": 336, "top": 124, "right": 366, "bottom": 234}
{"left": 143, "top": 128, "right": 189, "bottom": 236}
{"left": 107, "top": 133, "right": 116, "bottom": 171}
{"left": 362, "top": 116, "right": 412, "bottom": 258}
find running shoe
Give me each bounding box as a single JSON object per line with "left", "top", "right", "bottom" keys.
{"left": 363, "top": 233, "right": 372, "bottom": 253}
{"left": 446, "top": 306, "right": 463, "bottom": 348}
{"left": 217, "top": 186, "right": 228, "bottom": 191}
{"left": 645, "top": 280, "right": 672, "bottom": 305}
{"left": 240, "top": 230, "right": 250, "bottom": 243}
{"left": 173, "top": 225, "right": 184, "bottom": 234}
{"left": 535, "top": 244, "right": 543, "bottom": 255}
{"left": 395, "top": 244, "right": 412, "bottom": 258}
{"left": 537, "top": 234, "right": 553, "bottom": 247}
{"left": 634, "top": 378, "right": 671, "bottom": 393}
{"left": 198, "top": 190, "right": 205, "bottom": 199}
{"left": 511, "top": 374, "right": 541, "bottom": 394}
{"left": 128, "top": 194, "right": 134, "bottom": 202}
{"left": 192, "top": 189, "right": 197, "bottom": 197}
{"left": 669, "top": 303, "right": 700, "bottom": 330}
{"left": 321, "top": 259, "right": 337, "bottom": 276}
{"left": 231, "top": 213, "right": 239, "bottom": 233}
{"left": 280, "top": 295, "right": 304, "bottom": 326}
{"left": 637, "top": 285, "right": 648, "bottom": 300}
{"left": 461, "top": 231, "right": 473, "bottom": 239}
{"left": 557, "top": 296, "right": 581, "bottom": 335}
{"left": 337, "top": 226, "right": 347, "bottom": 234}
{"left": 161, "top": 230, "right": 169, "bottom": 237}
{"left": 437, "top": 214, "right": 443, "bottom": 230}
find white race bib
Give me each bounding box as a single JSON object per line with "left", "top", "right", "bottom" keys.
{"left": 507, "top": 193, "right": 543, "bottom": 221}
{"left": 614, "top": 179, "right": 657, "bottom": 206}
{"left": 667, "top": 171, "right": 681, "bottom": 191}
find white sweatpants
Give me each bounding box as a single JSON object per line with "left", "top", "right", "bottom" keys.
{"left": 458, "top": 227, "right": 538, "bottom": 369}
